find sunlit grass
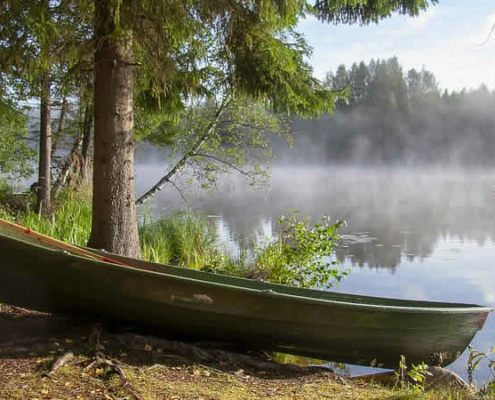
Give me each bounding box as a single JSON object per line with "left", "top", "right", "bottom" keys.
{"left": 21, "top": 190, "right": 93, "bottom": 246}
{"left": 0, "top": 188, "right": 343, "bottom": 291}
{"left": 0, "top": 188, "right": 92, "bottom": 246}
{"left": 139, "top": 211, "right": 222, "bottom": 270}
{"left": 0, "top": 207, "right": 10, "bottom": 220}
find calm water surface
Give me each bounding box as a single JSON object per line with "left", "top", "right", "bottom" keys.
{"left": 135, "top": 165, "right": 495, "bottom": 383}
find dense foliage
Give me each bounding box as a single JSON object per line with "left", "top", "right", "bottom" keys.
{"left": 0, "top": 93, "right": 35, "bottom": 179}
{"left": 315, "top": 0, "right": 437, "bottom": 24}
{"left": 249, "top": 211, "right": 346, "bottom": 288}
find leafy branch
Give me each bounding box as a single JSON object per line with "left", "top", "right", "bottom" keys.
{"left": 135, "top": 96, "right": 231, "bottom": 205}
{"left": 246, "top": 211, "right": 347, "bottom": 288}
{"left": 190, "top": 153, "right": 253, "bottom": 178}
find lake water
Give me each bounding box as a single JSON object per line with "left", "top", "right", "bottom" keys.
{"left": 135, "top": 164, "right": 495, "bottom": 384}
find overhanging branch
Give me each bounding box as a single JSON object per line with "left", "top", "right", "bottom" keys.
{"left": 169, "top": 179, "right": 190, "bottom": 207}
{"left": 135, "top": 96, "right": 231, "bottom": 206}
{"left": 190, "top": 153, "right": 252, "bottom": 178}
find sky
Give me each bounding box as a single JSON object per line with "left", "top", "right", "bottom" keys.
{"left": 297, "top": 0, "right": 495, "bottom": 92}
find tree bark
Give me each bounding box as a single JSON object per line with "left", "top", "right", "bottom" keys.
{"left": 51, "top": 96, "right": 67, "bottom": 157}
{"left": 79, "top": 102, "right": 93, "bottom": 185}
{"left": 51, "top": 132, "right": 83, "bottom": 198}
{"left": 36, "top": 74, "right": 51, "bottom": 214}
{"left": 88, "top": 0, "right": 141, "bottom": 258}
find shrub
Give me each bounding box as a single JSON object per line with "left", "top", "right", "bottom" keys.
{"left": 245, "top": 211, "right": 346, "bottom": 288}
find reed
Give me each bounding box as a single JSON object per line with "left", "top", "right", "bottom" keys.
{"left": 1, "top": 189, "right": 93, "bottom": 246}
{"left": 0, "top": 189, "right": 225, "bottom": 270}
{"left": 1, "top": 187, "right": 344, "bottom": 290}
{"left": 139, "top": 211, "right": 223, "bottom": 269}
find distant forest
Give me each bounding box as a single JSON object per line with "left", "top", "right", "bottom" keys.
{"left": 282, "top": 57, "right": 495, "bottom": 165}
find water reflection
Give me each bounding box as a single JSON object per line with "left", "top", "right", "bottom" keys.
{"left": 135, "top": 165, "right": 495, "bottom": 270}
{"left": 135, "top": 165, "right": 495, "bottom": 382}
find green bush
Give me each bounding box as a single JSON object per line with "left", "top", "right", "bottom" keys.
{"left": 245, "top": 211, "right": 346, "bottom": 288}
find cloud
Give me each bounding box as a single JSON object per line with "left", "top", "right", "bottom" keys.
{"left": 405, "top": 7, "right": 438, "bottom": 30}
{"left": 300, "top": 6, "right": 495, "bottom": 91}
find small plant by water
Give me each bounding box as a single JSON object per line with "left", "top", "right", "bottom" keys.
{"left": 468, "top": 345, "right": 495, "bottom": 395}
{"left": 0, "top": 185, "right": 347, "bottom": 289}
{"left": 395, "top": 356, "right": 432, "bottom": 393}
{"left": 243, "top": 211, "right": 347, "bottom": 288}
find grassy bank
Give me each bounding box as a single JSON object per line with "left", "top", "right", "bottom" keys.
{"left": 0, "top": 188, "right": 227, "bottom": 270}
{"left": 0, "top": 187, "right": 347, "bottom": 288}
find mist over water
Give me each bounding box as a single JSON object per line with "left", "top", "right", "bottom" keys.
{"left": 136, "top": 164, "right": 495, "bottom": 263}
{"left": 135, "top": 163, "right": 495, "bottom": 382}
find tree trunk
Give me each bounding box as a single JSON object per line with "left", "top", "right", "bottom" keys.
{"left": 88, "top": 0, "right": 141, "bottom": 258}
{"left": 79, "top": 102, "right": 93, "bottom": 185}
{"left": 36, "top": 74, "right": 51, "bottom": 214}
{"left": 51, "top": 96, "right": 67, "bottom": 156}
{"left": 51, "top": 132, "right": 83, "bottom": 198}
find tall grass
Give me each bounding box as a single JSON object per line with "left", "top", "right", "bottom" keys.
{"left": 1, "top": 188, "right": 344, "bottom": 290}
{"left": 0, "top": 188, "right": 92, "bottom": 246}
{"left": 21, "top": 190, "right": 93, "bottom": 246}
{"left": 139, "top": 211, "right": 224, "bottom": 270}
{"left": 0, "top": 206, "right": 10, "bottom": 220}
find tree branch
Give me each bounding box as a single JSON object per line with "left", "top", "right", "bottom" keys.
{"left": 169, "top": 179, "right": 190, "bottom": 208}
{"left": 219, "top": 120, "right": 265, "bottom": 130}
{"left": 190, "top": 153, "right": 252, "bottom": 178}
{"left": 135, "top": 96, "right": 232, "bottom": 206}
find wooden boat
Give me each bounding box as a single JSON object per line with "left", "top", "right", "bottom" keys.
{"left": 0, "top": 219, "right": 491, "bottom": 369}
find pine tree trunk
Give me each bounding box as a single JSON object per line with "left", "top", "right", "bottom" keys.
{"left": 51, "top": 132, "right": 83, "bottom": 198}
{"left": 51, "top": 96, "right": 67, "bottom": 156}
{"left": 37, "top": 74, "right": 51, "bottom": 214}
{"left": 88, "top": 0, "right": 141, "bottom": 258}
{"left": 79, "top": 103, "right": 93, "bottom": 185}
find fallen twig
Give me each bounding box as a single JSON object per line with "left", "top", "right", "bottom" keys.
{"left": 84, "top": 352, "right": 144, "bottom": 400}
{"left": 42, "top": 350, "right": 74, "bottom": 378}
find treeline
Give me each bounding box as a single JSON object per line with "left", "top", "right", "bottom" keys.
{"left": 286, "top": 57, "right": 495, "bottom": 165}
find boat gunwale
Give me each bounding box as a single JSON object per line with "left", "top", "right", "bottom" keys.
{"left": 1, "top": 230, "right": 493, "bottom": 316}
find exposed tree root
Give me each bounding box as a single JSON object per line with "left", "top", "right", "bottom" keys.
{"left": 83, "top": 324, "right": 143, "bottom": 400}
{"left": 84, "top": 352, "right": 144, "bottom": 400}
{"left": 114, "top": 332, "right": 331, "bottom": 377}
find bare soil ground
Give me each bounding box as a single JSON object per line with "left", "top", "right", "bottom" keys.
{"left": 0, "top": 304, "right": 479, "bottom": 400}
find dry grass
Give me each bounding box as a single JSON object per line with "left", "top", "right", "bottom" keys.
{"left": 0, "top": 305, "right": 488, "bottom": 400}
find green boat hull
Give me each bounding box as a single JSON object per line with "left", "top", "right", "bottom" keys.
{"left": 0, "top": 225, "right": 491, "bottom": 368}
